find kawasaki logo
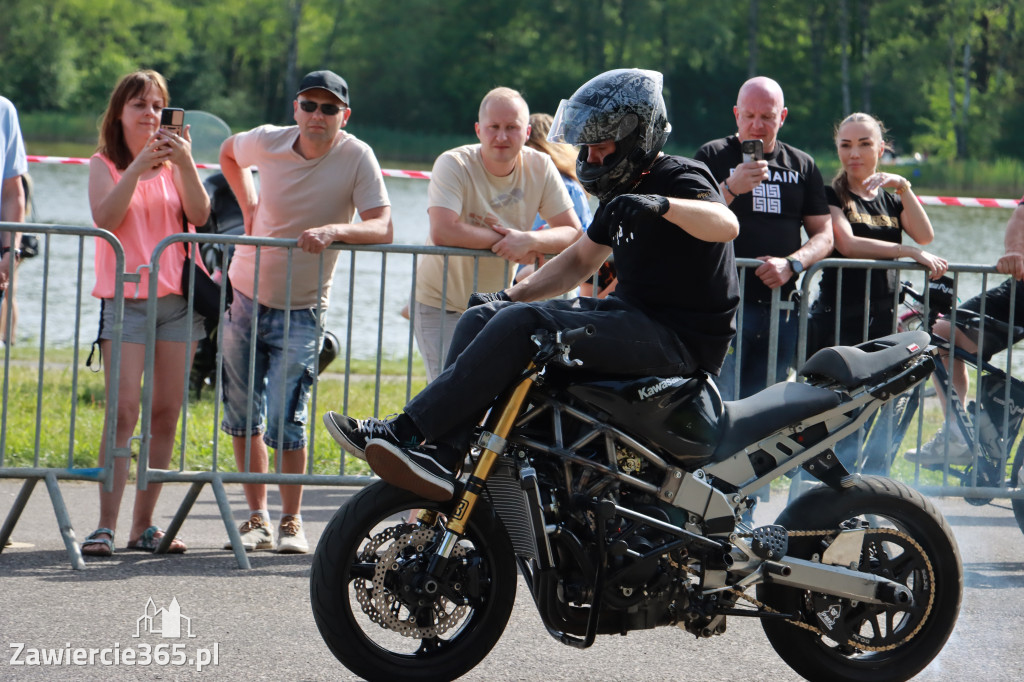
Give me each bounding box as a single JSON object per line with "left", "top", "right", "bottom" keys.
{"left": 638, "top": 378, "right": 684, "bottom": 400}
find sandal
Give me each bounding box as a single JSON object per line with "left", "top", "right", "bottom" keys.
{"left": 81, "top": 528, "right": 115, "bottom": 557}
{"left": 127, "top": 526, "right": 187, "bottom": 554}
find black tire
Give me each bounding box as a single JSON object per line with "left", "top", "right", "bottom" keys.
{"left": 310, "top": 481, "right": 517, "bottom": 682}
{"left": 758, "top": 475, "right": 962, "bottom": 682}
{"left": 1011, "top": 438, "right": 1024, "bottom": 536}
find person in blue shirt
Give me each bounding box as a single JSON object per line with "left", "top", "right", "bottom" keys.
{"left": 514, "top": 112, "right": 593, "bottom": 284}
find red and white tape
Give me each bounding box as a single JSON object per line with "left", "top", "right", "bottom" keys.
{"left": 28, "top": 154, "right": 430, "bottom": 179}
{"left": 26, "top": 155, "right": 1023, "bottom": 206}
{"left": 916, "top": 195, "right": 1019, "bottom": 209}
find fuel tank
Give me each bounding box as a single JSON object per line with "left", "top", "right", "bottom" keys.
{"left": 566, "top": 373, "right": 724, "bottom": 465}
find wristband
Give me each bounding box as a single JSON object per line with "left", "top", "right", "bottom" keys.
{"left": 723, "top": 180, "right": 737, "bottom": 198}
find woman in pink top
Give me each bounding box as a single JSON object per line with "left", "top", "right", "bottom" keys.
{"left": 81, "top": 70, "right": 210, "bottom": 557}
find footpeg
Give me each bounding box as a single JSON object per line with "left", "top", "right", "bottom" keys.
{"left": 750, "top": 525, "right": 788, "bottom": 561}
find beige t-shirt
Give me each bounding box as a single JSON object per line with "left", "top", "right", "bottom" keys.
{"left": 228, "top": 125, "right": 390, "bottom": 310}
{"left": 416, "top": 144, "right": 573, "bottom": 313}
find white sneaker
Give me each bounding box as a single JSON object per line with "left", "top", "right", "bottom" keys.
{"left": 223, "top": 513, "right": 275, "bottom": 551}
{"left": 276, "top": 515, "right": 309, "bottom": 554}
{"left": 905, "top": 426, "right": 973, "bottom": 466}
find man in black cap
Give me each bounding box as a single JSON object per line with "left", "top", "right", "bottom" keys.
{"left": 218, "top": 69, "right": 393, "bottom": 554}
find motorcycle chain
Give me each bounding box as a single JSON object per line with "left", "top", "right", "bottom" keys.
{"left": 355, "top": 526, "right": 468, "bottom": 639}
{"left": 726, "top": 527, "right": 936, "bottom": 653}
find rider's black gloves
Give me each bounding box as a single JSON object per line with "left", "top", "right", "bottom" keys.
{"left": 604, "top": 194, "right": 670, "bottom": 230}
{"left": 467, "top": 290, "right": 512, "bottom": 308}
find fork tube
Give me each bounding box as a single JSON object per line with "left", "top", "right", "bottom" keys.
{"left": 444, "top": 366, "right": 537, "bottom": 538}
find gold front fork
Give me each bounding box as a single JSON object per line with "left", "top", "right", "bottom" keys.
{"left": 444, "top": 364, "right": 538, "bottom": 536}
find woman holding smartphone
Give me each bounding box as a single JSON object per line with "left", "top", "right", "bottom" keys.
{"left": 807, "top": 112, "right": 947, "bottom": 356}
{"left": 81, "top": 70, "right": 209, "bottom": 557}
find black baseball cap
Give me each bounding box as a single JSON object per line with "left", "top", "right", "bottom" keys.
{"left": 296, "top": 70, "right": 349, "bottom": 106}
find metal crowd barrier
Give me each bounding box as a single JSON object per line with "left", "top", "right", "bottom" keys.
{"left": 792, "top": 258, "right": 1024, "bottom": 502}
{"left": 0, "top": 221, "right": 127, "bottom": 569}
{"left": 3, "top": 225, "right": 1023, "bottom": 569}
{"left": 139, "top": 232, "right": 522, "bottom": 568}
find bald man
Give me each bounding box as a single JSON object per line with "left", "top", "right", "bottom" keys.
{"left": 412, "top": 87, "right": 582, "bottom": 381}
{"left": 696, "top": 76, "right": 833, "bottom": 401}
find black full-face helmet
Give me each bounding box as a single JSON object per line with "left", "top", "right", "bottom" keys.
{"left": 548, "top": 68, "right": 671, "bottom": 202}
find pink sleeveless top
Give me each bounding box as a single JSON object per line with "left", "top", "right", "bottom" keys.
{"left": 91, "top": 153, "right": 190, "bottom": 300}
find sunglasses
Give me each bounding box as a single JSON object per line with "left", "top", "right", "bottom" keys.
{"left": 298, "top": 100, "right": 344, "bottom": 116}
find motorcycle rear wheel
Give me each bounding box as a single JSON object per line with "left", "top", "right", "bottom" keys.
{"left": 310, "top": 481, "right": 517, "bottom": 682}
{"left": 758, "top": 475, "right": 962, "bottom": 682}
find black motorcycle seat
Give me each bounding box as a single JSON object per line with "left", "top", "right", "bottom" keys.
{"left": 713, "top": 382, "right": 840, "bottom": 459}
{"left": 798, "top": 330, "right": 930, "bottom": 389}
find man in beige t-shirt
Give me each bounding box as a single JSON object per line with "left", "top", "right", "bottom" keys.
{"left": 218, "top": 70, "right": 392, "bottom": 554}
{"left": 414, "top": 87, "right": 582, "bottom": 380}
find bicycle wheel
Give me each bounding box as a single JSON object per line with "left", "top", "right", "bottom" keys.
{"left": 897, "top": 311, "right": 927, "bottom": 333}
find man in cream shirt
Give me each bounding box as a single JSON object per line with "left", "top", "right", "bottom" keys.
{"left": 414, "top": 87, "right": 582, "bottom": 380}
{"left": 218, "top": 70, "right": 392, "bottom": 553}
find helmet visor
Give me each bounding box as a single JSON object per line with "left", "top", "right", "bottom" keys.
{"left": 548, "top": 99, "right": 633, "bottom": 146}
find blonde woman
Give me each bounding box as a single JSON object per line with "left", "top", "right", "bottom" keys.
{"left": 514, "top": 113, "right": 594, "bottom": 283}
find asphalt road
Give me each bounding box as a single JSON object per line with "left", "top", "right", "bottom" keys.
{"left": 1, "top": 479, "right": 1022, "bottom": 681}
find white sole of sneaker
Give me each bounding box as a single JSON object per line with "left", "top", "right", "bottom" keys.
{"left": 365, "top": 441, "right": 454, "bottom": 502}
{"left": 322, "top": 413, "right": 368, "bottom": 461}
{"left": 223, "top": 540, "right": 274, "bottom": 552}
{"left": 276, "top": 543, "right": 309, "bottom": 554}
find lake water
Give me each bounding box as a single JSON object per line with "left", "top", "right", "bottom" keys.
{"left": 8, "top": 163, "right": 1018, "bottom": 361}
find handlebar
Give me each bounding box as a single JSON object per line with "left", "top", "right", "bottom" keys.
{"left": 559, "top": 325, "right": 595, "bottom": 345}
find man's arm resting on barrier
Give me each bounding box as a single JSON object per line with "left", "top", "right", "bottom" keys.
{"left": 296, "top": 205, "right": 393, "bottom": 254}
{"left": 507, "top": 233, "right": 611, "bottom": 303}
{"left": 997, "top": 203, "right": 1024, "bottom": 281}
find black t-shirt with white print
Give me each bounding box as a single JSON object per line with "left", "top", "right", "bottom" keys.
{"left": 587, "top": 154, "right": 739, "bottom": 374}
{"left": 695, "top": 135, "right": 830, "bottom": 303}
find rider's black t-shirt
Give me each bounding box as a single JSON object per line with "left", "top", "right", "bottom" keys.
{"left": 587, "top": 154, "right": 739, "bottom": 374}
{"left": 695, "top": 135, "right": 830, "bottom": 303}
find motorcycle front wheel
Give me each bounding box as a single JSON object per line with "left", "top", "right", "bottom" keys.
{"left": 758, "top": 475, "right": 962, "bottom": 682}
{"left": 310, "top": 481, "right": 517, "bottom": 682}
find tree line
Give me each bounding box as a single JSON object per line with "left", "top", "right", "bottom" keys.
{"left": 1, "top": 0, "right": 1022, "bottom": 162}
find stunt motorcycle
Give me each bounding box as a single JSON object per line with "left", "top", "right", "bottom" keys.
{"left": 310, "top": 328, "right": 962, "bottom": 682}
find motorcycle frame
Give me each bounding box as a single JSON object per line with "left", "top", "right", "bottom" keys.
{"left": 428, "top": 337, "right": 934, "bottom": 641}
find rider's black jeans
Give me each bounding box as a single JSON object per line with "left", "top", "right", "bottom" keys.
{"left": 404, "top": 297, "right": 697, "bottom": 457}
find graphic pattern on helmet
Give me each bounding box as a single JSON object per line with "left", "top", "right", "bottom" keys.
{"left": 549, "top": 69, "right": 671, "bottom": 201}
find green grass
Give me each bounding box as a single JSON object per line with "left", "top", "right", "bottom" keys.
{"left": 3, "top": 345, "right": 1016, "bottom": 490}
{"left": 1, "top": 348, "right": 426, "bottom": 478}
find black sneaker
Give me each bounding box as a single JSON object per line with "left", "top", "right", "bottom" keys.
{"left": 364, "top": 439, "right": 458, "bottom": 502}
{"left": 323, "top": 412, "right": 413, "bottom": 461}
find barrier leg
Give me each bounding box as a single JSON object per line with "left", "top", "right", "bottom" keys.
{"left": 212, "top": 476, "right": 250, "bottom": 569}
{"left": 0, "top": 477, "right": 38, "bottom": 551}
{"left": 155, "top": 480, "right": 204, "bottom": 555}
{"left": 43, "top": 472, "right": 86, "bottom": 570}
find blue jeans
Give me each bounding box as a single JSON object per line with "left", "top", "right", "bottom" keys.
{"left": 220, "top": 291, "right": 320, "bottom": 450}
{"left": 716, "top": 299, "right": 797, "bottom": 401}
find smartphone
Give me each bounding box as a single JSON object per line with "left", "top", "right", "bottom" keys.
{"left": 160, "top": 107, "right": 185, "bottom": 136}
{"left": 741, "top": 138, "right": 764, "bottom": 163}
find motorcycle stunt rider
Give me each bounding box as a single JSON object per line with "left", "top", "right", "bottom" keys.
{"left": 324, "top": 69, "right": 740, "bottom": 501}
